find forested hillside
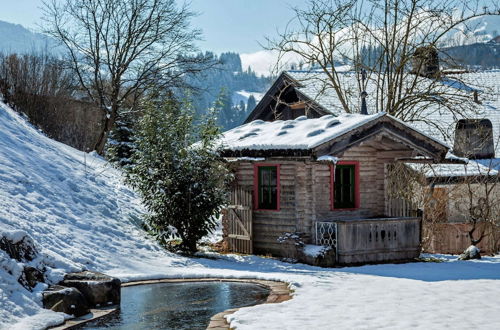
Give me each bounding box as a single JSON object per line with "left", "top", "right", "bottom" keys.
{"left": 183, "top": 52, "right": 271, "bottom": 130}
{"left": 441, "top": 41, "right": 500, "bottom": 68}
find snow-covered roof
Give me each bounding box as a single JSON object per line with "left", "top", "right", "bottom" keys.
{"left": 220, "top": 113, "right": 385, "bottom": 151}
{"left": 220, "top": 112, "right": 448, "bottom": 156}
{"left": 410, "top": 160, "right": 499, "bottom": 178}
{"left": 285, "top": 69, "right": 500, "bottom": 158}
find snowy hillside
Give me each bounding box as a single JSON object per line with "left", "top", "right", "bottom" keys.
{"left": 0, "top": 102, "right": 171, "bottom": 328}
{"left": 232, "top": 90, "right": 263, "bottom": 106}
{"left": 1, "top": 101, "right": 499, "bottom": 330}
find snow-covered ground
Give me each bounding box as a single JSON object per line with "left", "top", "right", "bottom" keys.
{"left": 1, "top": 102, "right": 499, "bottom": 330}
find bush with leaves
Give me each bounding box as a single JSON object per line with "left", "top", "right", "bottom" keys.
{"left": 128, "top": 95, "right": 230, "bottom": 253}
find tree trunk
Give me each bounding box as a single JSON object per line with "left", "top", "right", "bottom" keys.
{"left": 468, "top": 220, "right": 485, "bottom": 246}
{"left": 93, "top": 105, "right": 118, "bottom": 155}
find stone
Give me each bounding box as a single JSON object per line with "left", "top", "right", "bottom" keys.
{"left": 43, "top": 285, "right": 90, "bottom": 317}
{"left": 61, "top": 271, "right": 121, "bottom": 307}
{"left": 0, "top": 235, "right": 38, "bottom": 262}
{"left": 459, "top": 245, "right": 481, "bottom": 260}
{"left": 298, "top": 245, "right": 336, "bottom": 267}
{"left": 18, "top": 266, "right": 44, "bottom": 290}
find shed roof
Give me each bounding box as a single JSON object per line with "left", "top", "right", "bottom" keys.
{"left": 221, "top": 113, "right": 384, "bottom": 151}
{"left": 219, "top": 112, "right": 449, "bottom": 159}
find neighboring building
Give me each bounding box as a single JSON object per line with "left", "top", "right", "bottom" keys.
{"left": 218, "top": 112, "right": 449, "bottom": 265}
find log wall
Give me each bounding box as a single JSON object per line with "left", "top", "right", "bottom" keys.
{"left": 231, "top": 142, "right": 412, "bottom": 257}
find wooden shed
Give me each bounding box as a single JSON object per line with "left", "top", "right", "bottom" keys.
{"left": 219, "top": 113, "right": 449, "bottom": 265}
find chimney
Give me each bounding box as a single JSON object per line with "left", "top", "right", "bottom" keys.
{"left": 412, "top": 46, "right": 440, "bottom": 78}
{"left": 360, "top": 69, "right": 368, "bottom": 115}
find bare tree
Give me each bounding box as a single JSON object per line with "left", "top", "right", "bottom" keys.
{"left": 266, "top": 0, "right": 500, "bottom": 133}
{"left": 389, "top": 130, "right": 500, "bottom": 254}
{"left": 42, "top": 0, "right": 206, "bottom": 153}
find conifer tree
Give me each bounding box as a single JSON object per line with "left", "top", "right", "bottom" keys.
{"left": 246, "top": 95, "right": 257, "bottom": 113}
{"left": 106, "top": 112, "right": 136, "bottom": 169}
{"left": 214, "top": 88, "right": 235, "bottom": 129}
{"left": 128, "top": 95, "right": 230, "bottom": 253}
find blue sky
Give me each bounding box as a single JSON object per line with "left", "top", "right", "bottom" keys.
{"left": 0, "top": 0, "right": 305, "bottom": 54}
{"left": 190, "top": 0, "right": 305, "bottom": 53}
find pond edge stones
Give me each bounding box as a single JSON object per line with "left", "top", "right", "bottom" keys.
{"left": 43, "top": 271, "right": 121, "bottom": 319}
{"left": 203, "top": 279, "right": 292, "bottom": 330}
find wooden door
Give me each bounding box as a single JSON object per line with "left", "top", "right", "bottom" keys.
{"left": 225, "top": 186, "right": 253, "bottom": 254}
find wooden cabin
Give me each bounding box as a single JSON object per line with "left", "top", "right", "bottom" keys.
{"left": 219, "top": 113, "right": 449, "bottom": 265}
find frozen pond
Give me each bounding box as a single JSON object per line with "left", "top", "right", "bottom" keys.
{"left": 82, "top": 281, "right": 270, "bottom": 329}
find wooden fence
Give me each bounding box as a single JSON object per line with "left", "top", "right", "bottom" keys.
{"left": 335, "top": 217, "right": 421, "bottom": 264}
{"left": 423, "top": 222, "right": 499, "bottom": 255}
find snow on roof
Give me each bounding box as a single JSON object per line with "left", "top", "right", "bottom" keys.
{"left": 286, "top": 69, "right": 500, "bottom": 157}
{"left": 410, "top": 160, "right": 499, "bottom": 178}
{"left": 220, "top": 113, "right": 385, "bottom": 151}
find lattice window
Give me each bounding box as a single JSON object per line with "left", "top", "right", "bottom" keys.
{"left": 315, "top": 222, "right": 337, "bottom": 248}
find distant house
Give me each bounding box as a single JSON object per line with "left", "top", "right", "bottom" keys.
{"left": 218, "top": 112, "right": 449, "bottom": 265}
{"left": 224, "top": 64, "right": 500, "bottom": 259}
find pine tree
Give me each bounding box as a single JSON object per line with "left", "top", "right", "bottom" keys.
{"left": 214, "top": 88, "right": 235, "bottom": 130}
{"left": 246, "top": 95, "right": 257, "bottom": 113}
{"left": 127, "top": 95, "right": 230, "bottom": 253}
{"left": 106, "top": 111, "right": 136, "bottom": 168}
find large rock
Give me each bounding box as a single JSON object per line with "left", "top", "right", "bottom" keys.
{"left": 1, "top": 232, "right": 45, "bottom": 290}
{"left": 18, "top": 266, "right": 44, "bottom": 290}
{"left": 0, "top": 232, "right": 38, "bottom": 262}
{"left": 459, "top": 245, "right": 481, "bottom": 260}
{"left": 43, "top": 285, "right": 90, "bottom": 317}
{"left": 60, "top": 271, "right": 121, "bottom": 307}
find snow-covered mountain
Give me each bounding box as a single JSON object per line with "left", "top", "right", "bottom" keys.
{"left": 0, "top": 21, "right": 59, "bottom": 54}
{"left": 232, "top": 90, "right": 264, "bottom": 106}
{"left": 442, "top": 15, "right": 500, "bottom": 47}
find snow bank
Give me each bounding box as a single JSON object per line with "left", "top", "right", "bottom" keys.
{"left": 0, "top": 101, "right": 172, "bottom": 329}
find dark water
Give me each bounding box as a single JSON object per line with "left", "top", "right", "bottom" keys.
{"left": 81, "top": 281, "right": 270, "bottom": 330}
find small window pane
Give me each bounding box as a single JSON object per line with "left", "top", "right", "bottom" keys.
{"left": 258, "top": 166, "right": 278, "bottom": 210}
{"left": 334, "top": 165, "right": 356, "bottom": 209}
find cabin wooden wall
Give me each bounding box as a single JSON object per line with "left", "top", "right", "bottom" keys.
{"left": 230, "top": 143, "right": 414, "bottom": 257}
{"left": 233, "top": 161, "right": 302, "bottom": 255}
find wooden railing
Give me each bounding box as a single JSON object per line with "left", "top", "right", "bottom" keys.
{"left": 334, "top": 217, "right": 421, "bottom": 265}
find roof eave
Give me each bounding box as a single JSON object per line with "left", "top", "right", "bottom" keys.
{"left": 221, "top": 148, "right": 312, "bottom": 158}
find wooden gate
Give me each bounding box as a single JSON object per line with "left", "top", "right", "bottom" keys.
{"left": 225, "top": 186, "right": 253, "bottom": 254}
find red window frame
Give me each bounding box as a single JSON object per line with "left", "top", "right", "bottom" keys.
{"left": 253, "top": 164, "right": 281, "bottom": 211}
{"left": 330, "top": 161, "right": 360, "bottom": 210}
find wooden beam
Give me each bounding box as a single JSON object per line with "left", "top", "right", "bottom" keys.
{"left": 290, "top": 101, "right": 306, "bottom": 109}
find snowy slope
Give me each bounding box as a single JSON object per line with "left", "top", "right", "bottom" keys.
{"left": 232, "top": 90, "right": 264, "bottom": 106}
{"left": 0, "top": 102, "right": 178, "bottom": 328}
{"left": 1, "top": 101, "right": 500, "bottom": 330}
